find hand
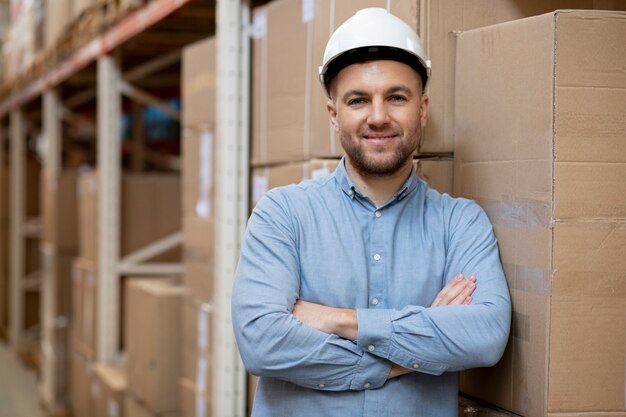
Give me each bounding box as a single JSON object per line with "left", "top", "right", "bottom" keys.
{"left": 292, "top": 300, "right": 358, "bottom": 341}
{"left": 430, "top": 274, "right": 476, "bottom": 307}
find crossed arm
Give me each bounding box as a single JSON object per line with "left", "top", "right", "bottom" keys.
{"left": 292, "top": 274, "right": 477, "bottom": 379}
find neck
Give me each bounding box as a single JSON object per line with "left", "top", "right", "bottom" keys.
{"left": 345, "top": 158, "right": 413, "bottom": 208}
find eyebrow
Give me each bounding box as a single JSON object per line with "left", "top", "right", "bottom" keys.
{"left": 341, "top": 85, "right": 415, "bottom": 103}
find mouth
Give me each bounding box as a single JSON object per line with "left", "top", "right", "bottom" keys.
{"left": 363, "top": 133, "right": 397, "bottom": 144}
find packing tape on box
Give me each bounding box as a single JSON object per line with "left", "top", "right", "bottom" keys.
{"left": 195, "top": 391, "right": 207, "bottom": 417}
{"left": 252, "top": 169, "right": 270, "bottom": 206}
{"left": 196, "top": 356, "right": 208, "bottom": 392}
{"left": 252, "top": 10, "right": 269, "bottom": 162}
{"left": 503, "top": 263, "right": 549, "bottom": 296}
{"left": 482, "top": 197, "right": 551, "bottom": 230}
{"left": 197, "top": 304, "right": 210, "bottom": 353}
{"left": 195, "top": 130, "right": 213, "bottom": 218}
{"left": 107, "top": 398, "right": 120, "bottom": 417}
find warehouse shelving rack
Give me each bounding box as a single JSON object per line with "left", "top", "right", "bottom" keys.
{"left": 0, "top": 0, "right": 249, "bottom": 415}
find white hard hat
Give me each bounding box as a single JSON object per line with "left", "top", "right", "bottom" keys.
{"left": 319, "top": 7, "right": 431, "bottom": 98}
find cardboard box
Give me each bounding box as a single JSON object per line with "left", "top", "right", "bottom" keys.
{"left": 179, "top": 379, "right": 210, "bottom": 417}
{"left": 40, "top": 323, "right": 71, "bottom": 409}
{"left": 71, "top": 351, "right": 97, "bottom": 417}
{"left": 182, "top": 37, "right": 216, "bottom": 129}
{"left": 182, "top": 126, "right": 215, "bottom": 218}
{"left": 251, "top": 0, "right": 418, "bottom": 164}
{"left": 251, "top": 157, "right": 453, "bottom": 207}
{"left": 181, "top": 296, "right": 212, "bottom": 395}
{"left": 121, "top": 174, "right": 182, "bottom": 262}
{"left": 94, "top": 363, "right": 127, "bottom": 417}
{"left": 183, "top": 256, "right": 213, "bottom": 304}
{"left": 78, "top": 171, "right": 98, "bottom": 262}
{"left": 125, "top": 394, "right": 154, "bottom": 417}
{"left": 78, "top": 171, "right": 182, "bottom": 263}
{"left": 125, "top": 278, "right": 185, "bottom": 414}
{"left": 41, "top": 170, "right": 79, "bottom": 251}
{"left": 454, "top": 10, "right": 626, "bottom": 417}
{"left": 71, "top": 257, "right": 98, "bottom": 359}
{"left": 418, "top": 0, "right": 626, "bottom": 153}
{"left": 44, "top": 0, "right": 71, "bottom": 48}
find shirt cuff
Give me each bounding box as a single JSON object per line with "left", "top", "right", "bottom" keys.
{"left": 356, "top": 308, "right": 393, "bottom": 359}
{"left": 349, "top": 350, "right": 391, "bottom": 390}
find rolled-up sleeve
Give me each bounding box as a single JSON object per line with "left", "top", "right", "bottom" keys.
{"left": 232, "top": 190, "right": 392, "bottom": 390}
{"left": 355, "top": 199, "right": 511, "bottom": 374}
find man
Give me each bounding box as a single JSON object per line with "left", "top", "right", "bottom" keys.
{"left": 232, "top": 7, "right": 511, "bottom": 417}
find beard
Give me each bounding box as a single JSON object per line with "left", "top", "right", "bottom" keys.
{"left": 340, "top": 131, "right": 419, "bottom": 176}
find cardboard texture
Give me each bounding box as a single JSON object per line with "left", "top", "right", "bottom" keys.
{"left": 182, "top": 37, "right": 216, "bottom": 129}
{"left": 124, "top": 394, "right": 155, "bottom": 417}
{"left": 251, "top": 0, "right": 418, "bottom": 165}
{"left": 418, "top": 0, "right": 626, "bottom": 153}
{"left": 71, "top": 257, "right": 98, "bottom": 360}
{"left": 44, "top": 0, "right": 71, "bottom": 48}
{"left": 182, "top": 126, "right": 216, "bottom": 219}
{"left": 40, "top": 324, "right": 71, "bottom": 408}
{"left": 179, "top": 378, "right": 210, "bottom": 417}
{"left": 251, "top": 157, "right": 453, "bottom": 207}
{"left": 125, "top": 278, "right": 185, "bottom": 414}
{"left": 70, "top": 351, "right": 97, "bottom": 417}
{"left": 78, "top": 171, "right": 182, "bottom": 263}
{"left": 181, "top": 296, "right": 212, "bottom": 398}
{"left": 94, "top": 363, "right": 127, "bottom": 417}
{"left": 41, "top": 170, "right": 79, "bottom": 251}
{"left": 454, "top": 10, "right": 626, "bottom": 417}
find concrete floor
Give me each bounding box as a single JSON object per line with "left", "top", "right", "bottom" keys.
{"left": 0, "top": 341, "right": 45, "bottom": 417}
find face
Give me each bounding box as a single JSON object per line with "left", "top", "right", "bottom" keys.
{"left": 327, "top": 60, "right": 429, "bottom": 176}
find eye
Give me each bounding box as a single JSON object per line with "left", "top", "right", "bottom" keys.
{"left": 347, "top": 97, "right": 366, "bottom": 106}
{"left": 389, "top": 95, "right": 407, "bottom": 103}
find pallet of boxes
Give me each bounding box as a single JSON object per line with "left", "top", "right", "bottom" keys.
{"left": 71, "top": 167, "right": 183, "bottom": 417}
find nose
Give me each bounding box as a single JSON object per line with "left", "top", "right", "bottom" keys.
{"left": 366, "top": 97, "right": 390, "bottom": 127}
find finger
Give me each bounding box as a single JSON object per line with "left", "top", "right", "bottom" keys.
{"left": 431, "top": 274, "right": 464, "bottom": 307}
{"left": 450, "top": 279, "right": 476, "bottom": 305}
{"left": 437, "top": 275, "right": 468, "bottom": 306}
{"left": 463, "top": 295, "right": 472, "bottom": 305}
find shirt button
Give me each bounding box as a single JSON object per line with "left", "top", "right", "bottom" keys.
{"left": 412, "top": 363, "right": 420, "bottom": 369}
{"left": 374, "top": 211, "right": 381, "bottom": 218}
{"left": 371, "top": 298, "right": 379, "bottom": 306}
{"left": 318, "top": 383, "right": 325, "bottom": 388}
{"left": 348, "top": 190, "right": 354, "bottom": 197}
{"left": 367, "top": 345, "right": 375, "bottom": 352}
{"left": 373, "top": 253, "right": 381, "bottom": 261}
{"left": 364, "top": 383, "right": 371, "bottom": 389}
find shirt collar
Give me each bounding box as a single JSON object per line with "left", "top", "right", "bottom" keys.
{"left": 333, "top": 157, "right": 421, "bottom": 204}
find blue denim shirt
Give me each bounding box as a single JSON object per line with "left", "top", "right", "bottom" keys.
{"left": 232, "top": 159, "right": 511, "bottom": 417}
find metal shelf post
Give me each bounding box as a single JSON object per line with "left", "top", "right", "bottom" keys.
{"left": 213, "top": 0, "right": 249, "bottom": 415}
{"left": 9, "top": 110, "right": 25, "bottom": 349}
{"left": 97, "top": 55, "right": 122, "bottom": 363}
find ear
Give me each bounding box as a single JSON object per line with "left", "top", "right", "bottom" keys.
{"left": 326, "top": 99, "right": 339, "bottom": 132}
{"left": 419, "top": 94, "right": 429, "bottom": 129}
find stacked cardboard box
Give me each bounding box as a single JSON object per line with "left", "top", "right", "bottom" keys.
{"left": 40, "top": 170, "right": 79, "bottom": 408}
{"left": 181, "top": 36, "right": 217, "bottom": 416}
{"left": 454, "top": 10, "right": 626, "bottom": 417}
{"left": 179, "top": 297, "right": 212, "bottom": 417}
{"left": 71, "top": 171, "right": 182, "bottom": 417}
{"left": 125, "top": 278, "right": 185, "bottom": 416}
{"left": 44, "top": 0, "right": 72, "bottom": 49}
{"left": 93, "top": 363, "right": 127, "bottom": 417}
{"left": 251, "top": 0, "right": 418, "bottom": 165}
